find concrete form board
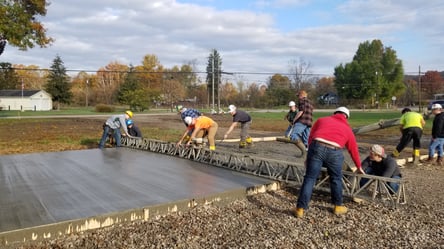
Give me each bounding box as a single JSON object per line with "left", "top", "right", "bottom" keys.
{"left": 0, "top": 148, "right": 272, "bottom": 233}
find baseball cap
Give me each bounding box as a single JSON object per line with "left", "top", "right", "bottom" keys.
{"left": 288, "top": 101, "right": 296, "bottom": 107}
{"left": 432, "top": 103, "right": 442, "bottom": 110}
{"left": 370, "top": 144, "right": 386, "bottom": 158}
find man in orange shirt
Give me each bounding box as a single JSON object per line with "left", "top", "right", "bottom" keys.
{"left": 184, "top": 116, "right": 218, "bottom": 150}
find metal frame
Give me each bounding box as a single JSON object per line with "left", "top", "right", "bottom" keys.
{"left": 122, "top": 137, "right": 407, "bottom": 207}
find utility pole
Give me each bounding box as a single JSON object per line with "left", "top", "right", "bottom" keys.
{"left": 85, "top": 79, "right": 89, "bottom": 107}
{"left": 212, "top": 54, "right": 215, "bottom": 113}
{"left": 418, "top": 65, "right": 422, "bottom": 112}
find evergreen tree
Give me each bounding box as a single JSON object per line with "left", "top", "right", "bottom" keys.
{"left": 0, "top": 62, "right": 19, "bottom": 89}
{"left": 334, "top": 39, "right": 404, "bottom": 105}
{"left": 45, "top": 55, "right": 72, "bottom": 109}
{"left": 206, "top": 49, "right": 222, "bottom": 111}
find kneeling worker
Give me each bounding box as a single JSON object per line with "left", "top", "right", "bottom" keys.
{"left": 126, "top": 119, "right": 142, "bottom": 138}
{"left": 360, "top": 144, "right": 402, "bottom": 193}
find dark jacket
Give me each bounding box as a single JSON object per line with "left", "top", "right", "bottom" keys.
{"left": 361, "top": 156, "right": 401, "bottom": 178}
{"left": 432, "top": 112, "right": 444, "bottom": 138}
{"left": 128, "top": 125, "right": 142, "bottom": 137}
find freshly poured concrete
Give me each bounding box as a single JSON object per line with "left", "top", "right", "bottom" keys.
{"left": 0, "top": 148, "right": 271, "bottom": 233}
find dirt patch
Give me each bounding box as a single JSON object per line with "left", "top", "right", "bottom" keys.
{"left": 0, "top": 113, "right": 428, "bottom": 160}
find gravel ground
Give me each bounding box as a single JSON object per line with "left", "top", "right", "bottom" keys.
{"left": 15, "top": 147, "right": 444, "bottom": 249}
{"left": 7, "top": 114, "right": 444, "bottom": 249}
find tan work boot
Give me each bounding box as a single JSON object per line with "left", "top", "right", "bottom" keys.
{"left": 437, "top": 156, "right": 443, "bottom": 166}
{"left": 295, "top": 140, "right": 307, "bottom": 158}
{"left": 291, "top": 207, "right": 304, "bottom": 218}
{"left": 333, "top": 205, "right": 348, "bottom": 215}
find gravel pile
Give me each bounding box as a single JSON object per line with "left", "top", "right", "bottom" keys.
{"left": 15, "top": 162, "right": 444, "bottom": 249}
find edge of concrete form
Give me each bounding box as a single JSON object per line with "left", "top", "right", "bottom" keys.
{"left": 0, "top": 181, "right": 281, "bottom": 247}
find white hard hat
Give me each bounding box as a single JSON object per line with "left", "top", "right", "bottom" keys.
{"left": 334, "top": 106, "right": 350, "bottom": 119}
{"left": 288, "top": 101, "right": 296, "bottom": 107}
{"left": 432, "top": 103, "right": 442, "bottom": 110}
{"left": 228, "top": 104, "right": 236, "bottom": 112}
{"left": 184, "top": 116, "right": 193, "bottom": 125}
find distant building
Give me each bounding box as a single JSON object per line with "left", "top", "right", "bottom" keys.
{"left": 0, "top": 90, "right": 53, "bottom": 111}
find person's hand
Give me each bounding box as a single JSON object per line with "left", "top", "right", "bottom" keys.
{"left": 356, "top": 168, "right": 365, "bottom": 174}
{"left": 224, "top": 134, "right": 228, "bottom": 140}
{"left": 186, "top": 141, "right": 192, "bottom": 147}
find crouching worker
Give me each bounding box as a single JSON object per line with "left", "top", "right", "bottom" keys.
{"left": 360, "top": 144, "right": 402, "bottom": 193}
{"left": 176, "top": 106, "right": 202, "bottom": 145}
{"left": 99, "top": 110, "right": 133, "bottom": 148}
{"left": 126, "top": 119, "right": 142, "bottom": 138}
{"left": 184, "top": 116, "right": 218, "bottom": 151}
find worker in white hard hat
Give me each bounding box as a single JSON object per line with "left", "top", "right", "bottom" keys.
{"left": 292, "top": 106, "right": 364, "bottom": 219}
{"left": 425, "top": 103, "right": 444, "bottom": 165}
{"left": 224, "top": 105, "right": 253, "bottom": 148}
{"left": 284, "top": 101, "right": 298, "bottom": 138}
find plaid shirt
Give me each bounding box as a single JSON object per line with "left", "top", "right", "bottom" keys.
{"left": 297, "top": 97, "right": 314, "bottom": 126}
{"left": 181, "top": 109, "right": 202, "bottom": 126}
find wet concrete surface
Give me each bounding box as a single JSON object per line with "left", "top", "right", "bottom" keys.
{"left": 0, "top": 148, "right": 271, "bottom": 233}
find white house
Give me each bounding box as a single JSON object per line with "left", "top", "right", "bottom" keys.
{"left": 0, "top": 90, "right": 53, "bottom": 111}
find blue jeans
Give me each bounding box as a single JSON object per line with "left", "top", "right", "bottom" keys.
{"left": 290, "top": 122, "right": 311, "bottom": 147}
{"left": 285, "top": 124, "right": 293, "bottom": 137}
{"left": 360, "top": 167, "right": 401, "bottom": 194}
{"left": 428, "top": 138, "right": 444, "bottom": 157}
{"left": 296, "top": 141, "right": 344, "bottom": 209}
{"left": 98, "top": 125, "right": 121, "bottom": 148}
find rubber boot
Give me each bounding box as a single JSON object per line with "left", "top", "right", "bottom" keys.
{"left": 391, "top": 149, "right": 400, "bottom": 158}
{"left": 412, "top": 149, "right": 420, "bottom": 166}
{"left": 295, "top": 140, "right": 307, "bottom": 158}
{"left": 245, "top": 137, "right": 253, "bottom": 147}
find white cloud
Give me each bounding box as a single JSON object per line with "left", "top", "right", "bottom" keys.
{"left": 1, "top": 0, "right": 443, "bottom": 80}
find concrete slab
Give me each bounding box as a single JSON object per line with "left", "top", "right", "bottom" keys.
{"left": 0, "top": 148, "right": 272, "bottom": 233}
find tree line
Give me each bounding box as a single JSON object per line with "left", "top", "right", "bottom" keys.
{"left": 1, "top": 41, "right": 444, "bottom": 111}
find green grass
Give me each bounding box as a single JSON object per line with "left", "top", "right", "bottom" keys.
{"left": 249, "top": 110, "right": 402, "bottom": 127}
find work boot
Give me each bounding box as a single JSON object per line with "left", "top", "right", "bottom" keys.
{"left": 422, "top": 156, "right": 434, "bottom": 163}
{"left": 295, "top": 140, "right": 307, "bottom": 158}
{"left": 437, "top": 156, "right": 443, "bottom": 166}
{"left": 245, "top": 137, "right": 253, "bottom": 147}
{"left": 239, "top": 141, "right": 247, "bottom": 149}
{"left": 291, "top": 207, "right": 304, "bottom": 218}
{"left": 391, "top": 149, "right": 400, "bottom": 158}
{"left": 412, "top": 149, "right": 421, "bottom": 166}
{"left": 333, "top": 205, "right": 348, "bottom": 215}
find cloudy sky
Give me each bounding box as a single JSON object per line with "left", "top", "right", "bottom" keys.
{"left": 2, "top": 0, "right": 443, "bottom": 83}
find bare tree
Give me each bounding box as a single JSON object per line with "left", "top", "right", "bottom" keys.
{"left": 288, "top": 57, "right": 313, "bottom": 91}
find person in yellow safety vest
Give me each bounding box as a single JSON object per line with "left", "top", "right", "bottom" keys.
{"left": 391, "top": 108, "right": 425, "bottom": 165}
{"left": 184, "top": 116, "right": 218, "bottom": 151}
